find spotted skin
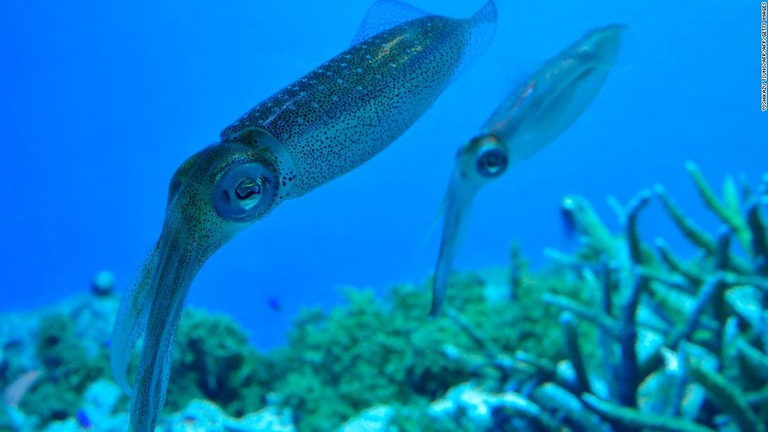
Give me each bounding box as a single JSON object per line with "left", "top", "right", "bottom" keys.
{"left": 112, "top": 143, "right": 269, "bottom": 432}
{"left": 110, "top": 2, "right": 497, "bottom": 431}
{"left": 222, "top": 5, "right": 497, "bottom": 198}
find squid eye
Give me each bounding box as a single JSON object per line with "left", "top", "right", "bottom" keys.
{"left": 476, "top": 147, "right": 508, "bottom": 178}
{"left": 214, "top": 163, "right": 277, "bottom": 221}
{"left": 235, "top": 178, "right": 260, "bottom": 200}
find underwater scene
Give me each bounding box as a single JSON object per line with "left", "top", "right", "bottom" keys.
{"left": 1, "top": 0, "right": 765, "bottom": 430}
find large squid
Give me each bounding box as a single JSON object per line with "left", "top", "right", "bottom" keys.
{"left": 430, "top": 24, "right": 625, "bottom": 316}
{"left": 111, "top": 1, "right": 497, "bottom": 430}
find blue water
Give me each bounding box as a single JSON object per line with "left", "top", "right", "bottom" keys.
{"left": 0, "top": 0, "right": 762, "bottom": 349}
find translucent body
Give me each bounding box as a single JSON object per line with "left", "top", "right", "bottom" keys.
{"left": 431, "top": 24, "right": 625, "bottom": 317}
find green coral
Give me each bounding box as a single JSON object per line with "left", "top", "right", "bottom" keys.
{"left": 11, "top": 306, "right": 276, "bottom": 428}
{"left": 265, "top": 269, "right": 590, "bottom": 430}
{"left": 270, "top": 288, "right": 434, "bottom": 430}
{"left": 20, "top": 313, "right": 110, "bottom": 424}
{"left": 165, "top": 308, "right": 274, "bottom": 417}
{"left": 12, "top": 162, "right": 765, "bottom": 431}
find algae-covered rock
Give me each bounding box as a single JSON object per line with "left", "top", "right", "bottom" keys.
{"left": 164, "top": 399, "right": 294, "bottom": 432}
{"left": 265, "top": 268, "right": 589, "bottom": 430}
{"left": 338, "top": 405, "right": 394, "bottom": 432}
{"left": 166, "top": 308, "right": 274, "bottom": 417}
{"left": 269, "top": 286, "right": 465, "bottom": 430}
{"left": 41, "top": 379, "right": 130, "bottom": 432}
{"left": 20, "top": 313, "right": 109, "bottom": 424}
{"left": 0, "top": 314, "right": 39, "bottom": 395}
{"left": 82, "top": 379, "right": 122, "bottom": 426}
{"left": 0, "top": 405, "right": 33, "bottom": 432}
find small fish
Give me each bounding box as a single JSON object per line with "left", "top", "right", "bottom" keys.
{"left": 75, "top": 409, "right": 92, "bottom": 430}
{"left": 1, "top": 369, "right": 41, "bottom": 407}
{"left": 267, "top": 295, "right": 283, "bottom": 312}
{"left": 430, "top": 24, "right": 626, "bottom": 317}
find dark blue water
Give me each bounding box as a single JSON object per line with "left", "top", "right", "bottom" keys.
{"left": 0, "top": 0, "right": 762, "bottom": 349}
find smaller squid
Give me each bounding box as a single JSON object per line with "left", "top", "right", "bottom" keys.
{"left": 430, "top": 24, "right": 626, "bottom": 316}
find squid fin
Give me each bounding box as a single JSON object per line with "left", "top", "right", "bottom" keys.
{"left": 351, "top": 0, "right": 430, "bottom": 45}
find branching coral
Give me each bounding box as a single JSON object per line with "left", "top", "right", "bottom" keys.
{"left": 469, "top": 162, "right": 768, "bottom": 431}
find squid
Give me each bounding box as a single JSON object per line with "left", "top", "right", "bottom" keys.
{"left": 110, "top": 1, "right": 496, "bottom": 430}
{"left": 430, "top": 24, "right": 625, "bottom": 317}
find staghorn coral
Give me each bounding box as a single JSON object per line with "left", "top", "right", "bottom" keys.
{"left": 469, "top": 162, "right": 768, "bottom": 431}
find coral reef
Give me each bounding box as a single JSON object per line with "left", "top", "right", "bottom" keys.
{"left": 1, "top": 162, "right": 766, "bottom": 431}
{"left": 0, "top": 290, "right": 117, "bottom": 430}
{"left": 21, "top": 312, "right": 109, "bottom": 423}
{"left": 266, "top": 264, "right": 590, "bottom": 431}
{"left": 166, "top": 307, "right": 275, "bottom": 416}
{"left": 483, "top": 161, "right": 768, "bottom": 431}
{"left": 0, "top": 300, "right": 289, "bottom": 431}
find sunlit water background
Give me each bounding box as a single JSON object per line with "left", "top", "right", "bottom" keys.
{"left": 0, "top": 0, "right": 761, "bottom": 349}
